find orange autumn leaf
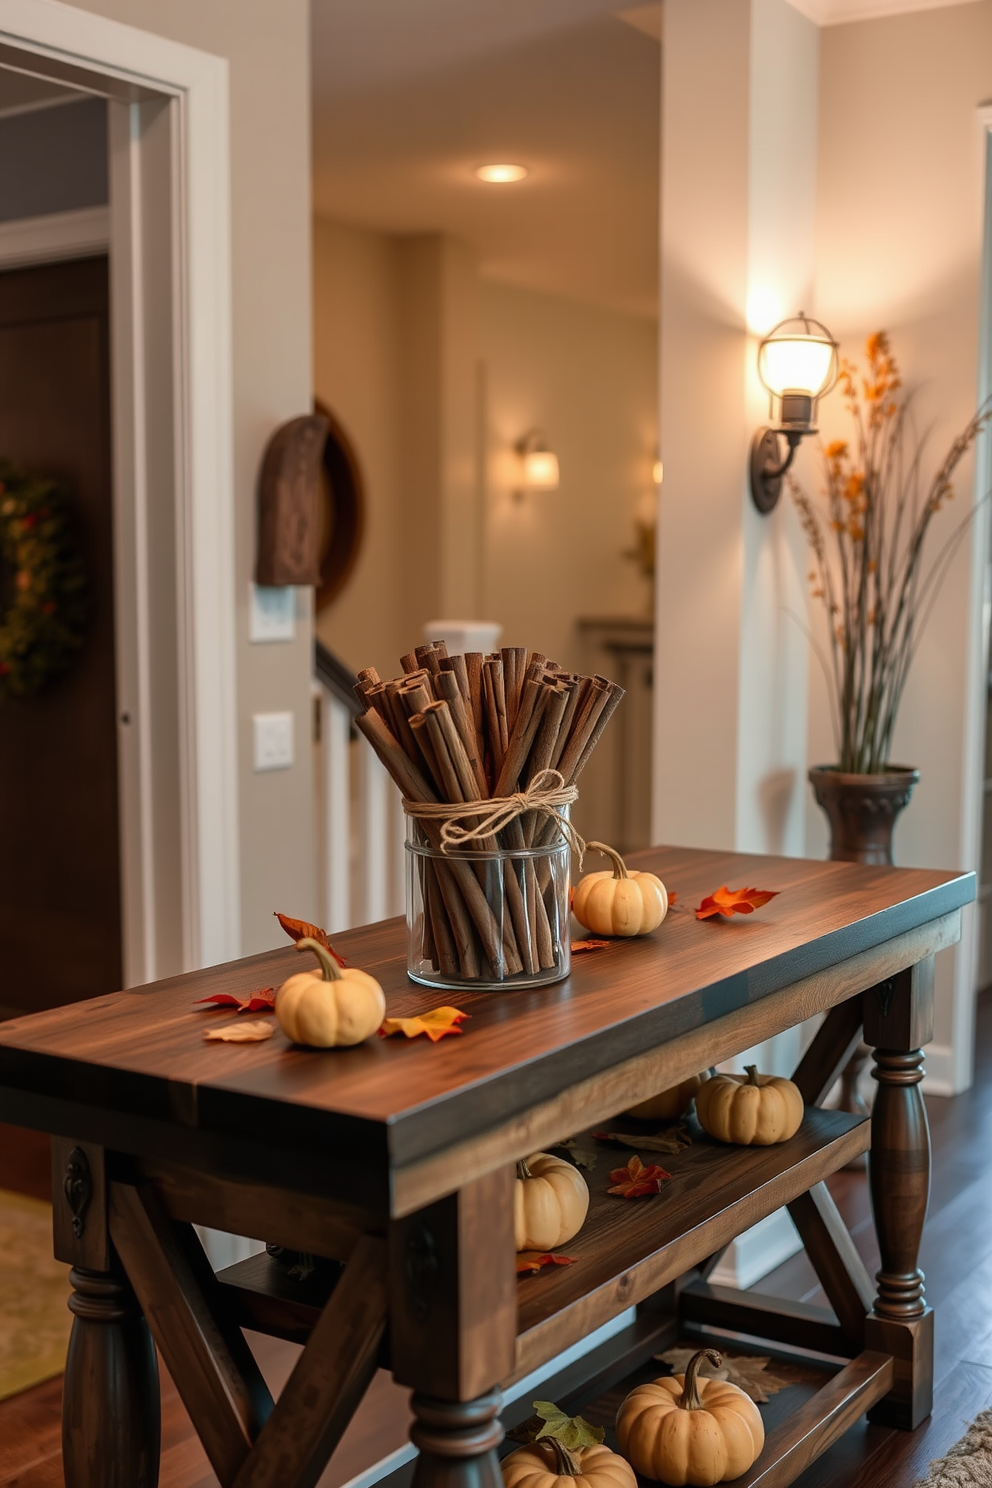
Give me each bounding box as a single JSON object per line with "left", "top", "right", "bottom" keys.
{"left": 571, "top": 939, "right": 610, "bottom": 954}
{"left": 607, "top": 1155, "right": 672, "bottom": 1199}
{"left": 204, "top": 1020, "right": 275, "bottom": 1043}
{"left": 379, "top": 1006, "right": 469, "bottom": 1042}
{"left": 516, "top": 1252, "right": 576, "bottom": 1275}
{"left": 695, "top": 886, "right": 780, "bottom": 920}
{"left": 274, "top": 912, "right": 345, "bottom": 965}
{"left": 195, "top": 988, "right": 275, "bottom": 1014}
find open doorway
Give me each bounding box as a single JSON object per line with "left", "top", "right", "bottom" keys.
{"left": 0, "top": 4, "right": 239, "bottom": 1199}
{"left": 0, "top": 78, "right": 119, "bottom": 1017}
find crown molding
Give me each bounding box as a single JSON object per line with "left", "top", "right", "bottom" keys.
{"left": 789, "top": 0, "right": 982, "bottom": 24}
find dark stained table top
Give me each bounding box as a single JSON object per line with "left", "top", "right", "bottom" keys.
{"left": 0, "top": 846, "right": 973, "bottom": 1181}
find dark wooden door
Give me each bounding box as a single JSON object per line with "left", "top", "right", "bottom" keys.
{"left": 0, "top": 256, "right": 121, "bottom": 1017}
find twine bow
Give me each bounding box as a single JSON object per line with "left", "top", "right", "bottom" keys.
{"left": 403, "top": 768, "right": 586, "bottom": 860}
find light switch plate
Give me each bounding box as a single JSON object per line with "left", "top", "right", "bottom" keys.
{"left": 253, "top": 711, "right": 294, "bottom": 771}
{"left": 249, "top": 583, "right": 295, "bottom": 643}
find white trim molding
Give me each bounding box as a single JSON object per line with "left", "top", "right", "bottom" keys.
{"left": 0, "top": 204, "right": 109, "bottom": 269}
{"left": 789, "top": 0, "right": 982, "bottom": 24}
{"left": 0, "top": 0, "right": 241, "bottom": 976}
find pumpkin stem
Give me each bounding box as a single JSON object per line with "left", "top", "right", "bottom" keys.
{"left": 745, "top": 1064, "right": 762, "bottom": 1087}
{"left": 587, "top": 841, "right": 629, "bottom": 880}
{"left": 296, "top": 937, "right": 342, "bottom": 981}
{"left": 516, "top": 1158, "right": 532, "bottom": 1181}
{"left": 543, "top": 1436, "right": 582, "bottom": 1477}
{"left": 678, "top": 1349, "right": 723, "bottom": 1411}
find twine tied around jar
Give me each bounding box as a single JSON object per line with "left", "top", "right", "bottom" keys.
{"left": 402, "top": 768, "right": 586, "bottom": 860}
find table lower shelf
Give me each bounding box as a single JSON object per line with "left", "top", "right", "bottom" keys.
{"left": 513, "top": 1108, "right": 869, "bottom": 1380}
{"left": 527, "top": 1330, "right": 893, "bottom": 1488}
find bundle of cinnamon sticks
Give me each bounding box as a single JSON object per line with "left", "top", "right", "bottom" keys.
{"left": 354, "top": 641, "right": 624, "bottom": 984}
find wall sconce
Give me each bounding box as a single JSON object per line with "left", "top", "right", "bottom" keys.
{"left": 750, "top": 312, "right": 839, "bottom": 514}
{"left": 515, "top": 428, "right": 559, "bottom": 499}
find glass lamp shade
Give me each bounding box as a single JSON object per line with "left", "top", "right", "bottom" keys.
{"left": 757, "top": 315, "right": 838, "bottom": 400}
{"left": 522, "top": 449, "right": 559, "bottom": 490}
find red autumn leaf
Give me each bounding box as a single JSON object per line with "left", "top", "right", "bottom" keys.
{"left": 379, "top": 1006, "right": 469, "bottom": 1042}
{"left": 195, "top": 988, "right": 275, "bottom": 1014}
{"left": 695, "top": 886, "right": 780, "bottom": 920}
{"left": 668, "top": 890, "right": 678, "bottom": 905}
{"left": 274, "top": 912, "right": 345, "bottom": 965}
{"left": 607, "top": 1155, "right": 672, "bottom": 1199}
{"left": 516, "top": 1252, "right": 576, "bottom": 1274}
{"left": 571, "top": 939, "right": 611, "bottom": 954}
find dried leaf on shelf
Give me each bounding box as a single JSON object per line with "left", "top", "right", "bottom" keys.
{"left": 274, "top": 911, "right": 345, "bottom": 964}
{"left": 653, "top": 1347, "right": 797, "bottom": 1403}
{"left": 204, "top": 1020, "right": 275, "bottom": 1043}
{"left": 695, "top": 886, "right": 780, "bottom": 920}
{"left": 194, "top": 988, "right": 275, "bottom": 1015}
{"left": 515, "top": 1252, "right": 576, "bottom": 1275}
{"left": 534, "top": 1401, "right": 605, "bottom": 1449}
{"left": 571, "top": 939, "right": 611, "bottom": 954}
{"left": 593, "top": 1126, "right": 691, "bottom": 1155}
{"left": 379, "top": 1006, "right": 469, "bottom": 1042}
{"left": 607, "top": 1155, "right": 672, "bottom": 1199}
{"left": 557, "top": 1139, "right": 598, "bottom": 1170}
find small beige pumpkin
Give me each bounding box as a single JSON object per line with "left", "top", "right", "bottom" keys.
{"left": 275, "top": 937, "right": 385, "bottom": 1048}
{"left": 502, "top": 1437, "right": 636, "bottom": 1488}
{"left": 695, "top": 1064, "right": 804, "bottom": 1146}
{"left": 515, "top": 1152, "right": 589, "bottom": 1252}
{"left": 626, "top": 1072, "right": 708, "bottom": 1122}
{"left": 572, "top": 842, "right": 668, "bottom": 938}
{"left": 616, "top": 1348, "right": 764, "bottom": 1485}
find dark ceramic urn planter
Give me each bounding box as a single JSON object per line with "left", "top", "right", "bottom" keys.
{"left": 808, "top": 765, "right": 920, "bottom": 868}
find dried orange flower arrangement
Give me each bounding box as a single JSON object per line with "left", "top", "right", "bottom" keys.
{"left": 789, "top": 332, "right": 992, "bottom": 774}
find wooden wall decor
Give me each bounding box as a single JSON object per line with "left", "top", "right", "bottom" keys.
{"left": 314, "top": 401, "right": 365, "bottom": 612}
{"left": 256, "top": 414, "right": 329, "bottom": 586}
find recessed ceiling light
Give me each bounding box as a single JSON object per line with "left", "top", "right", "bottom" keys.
{"left": 474, "top": 163, "right": 528, "bottom": 184}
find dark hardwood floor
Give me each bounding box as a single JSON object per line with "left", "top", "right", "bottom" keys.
{"left": 1, "top": 991, "right": 989, "bottom": 1488}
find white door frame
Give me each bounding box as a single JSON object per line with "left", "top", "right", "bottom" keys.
{"left": 0, "top": 0, "right": 241, "bottom": 980}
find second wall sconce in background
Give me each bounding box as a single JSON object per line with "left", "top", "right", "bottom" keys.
{"left": 515, "top": 428, "right": 559, "bottom": 500}
{"left": 750, "top": 312, "right": 838, "bottom": 514}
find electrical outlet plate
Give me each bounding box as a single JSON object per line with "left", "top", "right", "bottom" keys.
{"left": 253, "top": 711, "right": 294, "bottom": 772}
{"left": 249, "top": 583, "right": 295, "bottom": 643}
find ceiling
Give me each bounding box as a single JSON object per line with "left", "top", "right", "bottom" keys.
{"left": 310, "top": 0, "right": 662, "bottom": 318}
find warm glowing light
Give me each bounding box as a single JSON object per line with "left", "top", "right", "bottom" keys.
{"left": 652, "top": 459, "right": 664, "bottom": 486}
{"left": 746, "top": 287, "right": 784, "bottom": 335}
{"left": 522, "top": 449, "right": 559, "bottom": 489}
{"left": 759, "top": 336, "right": 835, "bottom": 398}
{"left": 474, "top": 163, "right": 528, "bottom": 184}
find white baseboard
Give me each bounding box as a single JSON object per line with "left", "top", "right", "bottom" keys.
{"left": 709, "top": 1209, "right": 801, "bottom": 1291}
{"left": 922, "top": 1042, "right": 955, "bottom": 1096}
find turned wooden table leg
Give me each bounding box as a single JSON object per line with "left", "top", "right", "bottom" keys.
{"left": 390, "top": 1168, "right": 516, "bottom": 1488}
{"left": 863, "top": 960, "right": 935, "bottom": 1430}
{"left": 52, "top": 1139, "right": 161, "bottom": 1487}
{"left": 410, "top": 1390, "right": 504, "bottom": 1488}
{"left": 63, "top": 1264, "right": 161, "bottom": 1488}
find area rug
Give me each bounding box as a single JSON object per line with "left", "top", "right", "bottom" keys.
{"left": 0, "top": 1187, "right": 72, "bottom": 1400}
{"left": 916, "top": 1409, "right": 992, "bottom": 1486}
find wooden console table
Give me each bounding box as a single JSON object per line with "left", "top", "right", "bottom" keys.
{"left": 0, "top": 845, "right": 973, "bottom": 1488}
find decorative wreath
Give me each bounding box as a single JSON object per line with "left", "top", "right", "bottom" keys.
{"left": 0, "top": 459, "right": 86, "bottom": 699}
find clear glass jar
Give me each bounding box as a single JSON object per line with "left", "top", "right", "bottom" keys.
{"left": 405, "top": 808, "right": 572, "bottom": 991}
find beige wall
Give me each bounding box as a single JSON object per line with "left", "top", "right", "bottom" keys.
{"left": 65, "top": 0, "right": 315, "bottom": 955}
{"left": 813, "top": 0, "right": 992, "bottom": 1088}
{"left": 480, "top": 279, "right": 658, "bottom": 670}
{"left": 313, "top": 216, "right": 658, "bottom": 680}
